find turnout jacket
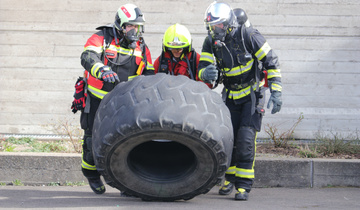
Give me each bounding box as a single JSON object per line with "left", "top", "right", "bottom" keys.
{"left": 81, "top": 27, "right": 155, "bottom": 99}
{"left": 154, "top": 51, "right": 200, "bottom": 79}
{"left": 154, "top": 51, "right": 212, "bottom": 88}
{"left": 198, "top": 25, "right": 282, "bottom": 103}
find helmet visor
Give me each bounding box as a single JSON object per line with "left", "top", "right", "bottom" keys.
{"left": 204, "top": 2, "right": 233, "bottom": 28}
{"left": 167, "top": 41, "right": 187, "bottom": 48}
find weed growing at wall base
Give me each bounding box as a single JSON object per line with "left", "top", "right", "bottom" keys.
{"left": 264, "top": 113, "right": 304, "bottom": 148}
{"left": 1, "top": 137, "right": 77, "bottom": 153}
{"left": 43, "top": 117, "right": 83, "bottom": 153}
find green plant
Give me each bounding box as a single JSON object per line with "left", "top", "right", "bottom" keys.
{"left": 298, "top": 144, "right": 318, "bottom": 158}
{"left": 0, "top": 182, "right": 7, "bottom": 186}
{"left": 1, "top": 135, "right": 16, "bottom": 152}
{"left": 315, "top": 131, "right": 360, "bottom": 156}
{"left": 264, "top": 113, "right": 304, "bottom": 148}
{"left": 44, "top": 117, "right": 83, "bottom": 153}
{"left": 64, "top": 180, "right": 87, "bottom": 186}
{"left": 48, "top": 182, "right": 60, "bottom": 186}
{"left": 27, "top": 141, "right": 67, "bottom": 153}
{"left": 12, "top": 179, "right": 24, "bottom": 186}
{"left": 1, "top": 141, "right": 16, "bottom": 152}
{"left": 6, "top": 137, "right": 34, "bottom": 144}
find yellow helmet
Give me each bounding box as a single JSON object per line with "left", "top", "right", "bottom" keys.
{"left": 163, "top": 23, "right": 192, "bottom": 52}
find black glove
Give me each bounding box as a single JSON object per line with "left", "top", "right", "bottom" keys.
{"left": 267, "top": 91, "right": 282, "bottom": 114}
{"left": 100, "top": 66, "right": 120, "bottom": 83}
{"left": 201, "top": 64, "right": 218, "bottom": 83}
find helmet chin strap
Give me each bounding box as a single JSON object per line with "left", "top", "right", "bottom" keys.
{"left": 112, "top": 26, "right": 119, "bottom": 45}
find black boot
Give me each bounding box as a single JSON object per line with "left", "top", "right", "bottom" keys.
{"left": 234, "top": 188, "right": 249, "bottom": 201}
{"left": 82, "top": 168, "right": 105, "bottom": 194}
{"left": 87, "top": 177, "right": 106, "bottom": 194}
{"left": 219, "top": 180, "right": 234, "bottom": 195}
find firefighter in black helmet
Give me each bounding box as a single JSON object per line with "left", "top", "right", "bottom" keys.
{"left": 198, "top": 1, "right": 283, "bottom": 201}
{"left": 79, "top": 3, "right": 154, "bottom": 195}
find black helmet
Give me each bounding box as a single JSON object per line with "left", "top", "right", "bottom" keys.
{"left": 233, "top": 8, "right": 251, "bottom": 27}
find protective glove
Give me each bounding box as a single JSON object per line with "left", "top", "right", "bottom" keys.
{"left": 71, "top": 77, "right": 86, "bottom": 114}
{"left": 201, "top": 64, "right": 218, "bottom": 83}
{"left": 100, "top": 66, "right": 120, "bottom": 83}
{"left": 267, "top": 91, "right": 282, "bottom": 114}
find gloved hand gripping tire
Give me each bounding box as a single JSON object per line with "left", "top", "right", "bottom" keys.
{"left": 200, "top": 64, "right": 218, "bottom": 83}
{"left": 100, "top": 66, "right": 120, "bottom": 83}
{"left": 267, "top": 91, "right": 282, "bottom": 114}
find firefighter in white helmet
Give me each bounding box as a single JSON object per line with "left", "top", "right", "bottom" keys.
{"left": 198, "top": 1, "right": 283, "bottom": 200}
{"left": 78, "top": 3, "right": 154, "bottom": 195}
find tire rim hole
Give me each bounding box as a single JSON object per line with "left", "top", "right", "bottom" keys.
{"left": 128, "top": 140, "right": 197, "bottom": 181}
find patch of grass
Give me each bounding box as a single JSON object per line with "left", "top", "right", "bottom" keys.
{"left": 295, "top": 131, "right": 360, "bottom": 158}
{"left": 6, "top": 137, "right": 34, "bottom": 144}
{"left": 0, "top": 135, "right": 16, "bottom": 152}
{"left": 12, "top": 179, "right": 24, "bottom": 186}
{"left": 48, "top": 182, "right": 61, "bottom": 186}
{"left": 298, "top": 144, "right": 318, "bottom": 158}
{"left": 1, "top": 141, "right": 16, "bottom": 152}
{"left": 25, "top": 140, "right": 68, "bottom": 153}
{"left": 1, "top": 137, "right": 78, "bottom": 153}
{"left": 0, "top": 182, "right": 7, "bottom": 186}
{"left": 64, "top": 181, "right": 87, "bottom": 186}
{"left": 315, "top": 131, "right": 360, "bottom": 156}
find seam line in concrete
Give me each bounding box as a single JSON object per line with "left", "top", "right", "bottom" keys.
{"left": 310, "top": 159, "right": 314, "bottom": 188}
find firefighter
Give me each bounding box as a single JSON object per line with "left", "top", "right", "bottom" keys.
{"left": 154, "top": 23, "right": 212, "bottom": 88}
{"left": 198, "top": 1, "right": 282, "bottom": 200}
{"left": 79, "top": 3, "right": 154, "bottom": 195}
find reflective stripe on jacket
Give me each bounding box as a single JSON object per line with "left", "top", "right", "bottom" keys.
{"left": 81, "top": 29, "right": 154, "bottom": 99}
{"left": 198, "top": 26, "right": 282, "bottom": 102}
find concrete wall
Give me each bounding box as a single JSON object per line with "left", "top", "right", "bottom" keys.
{"left": 0, "top": 0, "right": 359, "bottom": 139}
{"left": 1, "top": 153, "right": 359, "bottom": 188}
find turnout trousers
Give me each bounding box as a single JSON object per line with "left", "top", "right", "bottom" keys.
{"left": 80, "top": 94, "right": 102, "bottom": 179}
{"left": 224, "top": 88, "right": 265, "bottom": 192}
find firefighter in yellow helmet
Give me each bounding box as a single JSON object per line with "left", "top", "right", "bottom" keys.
{"left": 78, "top": 3, "right": 154, "bottom": 195}
{"left": 198, "top": 1, "right": 283, "bottom": 200}
{"left": 154, "top": 23, "right": 212, "bottom": 88}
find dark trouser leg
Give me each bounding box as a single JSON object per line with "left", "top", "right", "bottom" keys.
{"left": 81, "top": 133, "right": 100, "bottom": 179}
{"left": 80, "top": 95, "right": 101, "bottom": 177}
{"left": 234, "top": 126, "right": 257, "bottom": 192}
{"left": 79, "top": 95, "right": 105, "bottom": 194}
{"left": 226, "top": 92, "right": 264, "bottom": 193}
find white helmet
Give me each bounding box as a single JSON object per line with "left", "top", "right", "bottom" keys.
{"left": 114, "top": 4, "right": 145, "bottom": 31}
{"left": 204, "top": 1, "right": 237, "bottom": 30}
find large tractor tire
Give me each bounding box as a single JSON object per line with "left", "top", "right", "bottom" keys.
{"left": 92, "top": 74, "right": 233, "bottom": 201}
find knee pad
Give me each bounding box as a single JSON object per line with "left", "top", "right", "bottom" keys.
{"left": 235, "top": 127, "right": 256, "bottom": 162}
{"left": 82, "top": 136, "right": 95, "bottom": 166}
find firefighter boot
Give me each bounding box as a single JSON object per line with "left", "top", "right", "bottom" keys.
{"left": 218, "top": 180, "right": 234, "bottom": 195}
{"left": 235, "top": 188, "right": 249, "bottom": 201}
{"left": 87, "top": 177, "right": 106, "bottom": 194}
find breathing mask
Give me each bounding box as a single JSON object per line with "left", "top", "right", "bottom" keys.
{"left": 125, "top": 28, "right": 139, "bottom": 49}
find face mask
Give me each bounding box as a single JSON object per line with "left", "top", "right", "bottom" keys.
{"left": 125, "top": 28, "right": 139, "bottom": 49}
{"left": 211, "top": 26, "right": 227, "bottom": 42}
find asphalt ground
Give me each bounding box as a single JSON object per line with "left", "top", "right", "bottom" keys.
{"left": 1, "top": 185, "right": 359, "bottom": 210}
